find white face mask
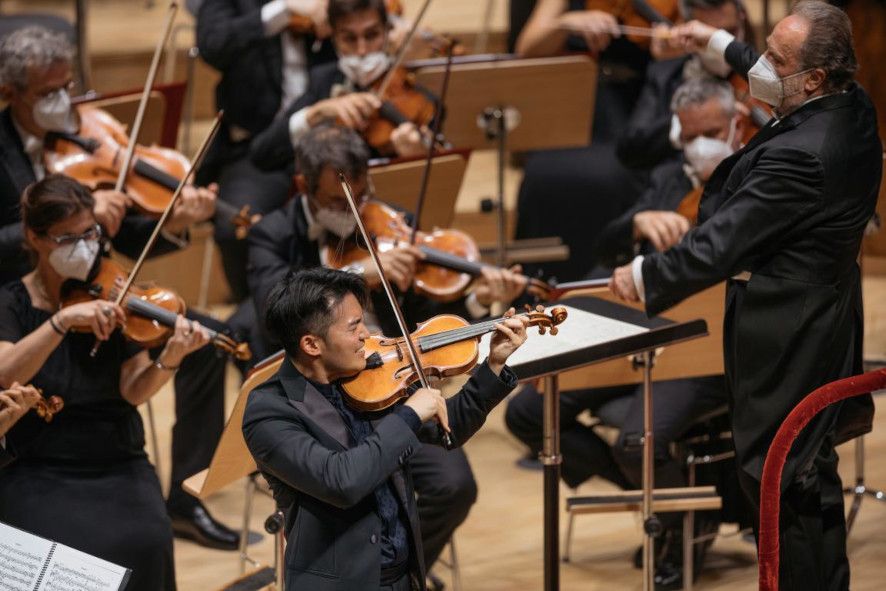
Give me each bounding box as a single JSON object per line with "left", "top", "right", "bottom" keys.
{"left": 32, "top": 88, "right": 78, "bottom": 133}
{"left": 48, "top": 238, "right": 100, "bottom": 281}
{"left": 338, "top": 52, "right": 390, "bottom": 88}
{"left": 315, "top": 207, "right": 357, "bottom": 238}
{"left": 748, "top": 56, "right": 812, "bottom": 108}
{"left": 684, "top": 118, "right": 737, "bottom": 181}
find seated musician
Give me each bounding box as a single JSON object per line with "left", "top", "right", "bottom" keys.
{"left": 506, "top": 78, "right": 740, "bottom": 590}
{"left": 617, "top": 0, "right": 750, "bottom": 170}
{"left": 0, "top": 175, "right": 210, "bottom": 591}
{"left": 0, "top": 26, "right": 241, "bottom": 550}
{"left": 242, "top": 266, "right": 527, "bottom": 590}
{"left": 249, "top": 0, "right": 433, "bottom": 171}
{"left": 247, "top": 123, "right": 527, "bottom": 586}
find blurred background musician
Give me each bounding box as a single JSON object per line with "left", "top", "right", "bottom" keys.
{"left": 0, "top": 26, "right": 241, "bottom": 550}
{"left": 508, "top": 0, "right": 654, "bottom": 283}
{"left": 0, "top": 383, "right": 41, "bottom": 468}
{"left": 0, "top": 176, "right": 210, "bottom": 591}
{"left": 196, "top": 0, "right": 336, "bottom": 304}
{"left": 247, "top": 124, "right": 527, "bottom": 586}
{"left": 249, "top": 0, "right": 436, "bottom": 174}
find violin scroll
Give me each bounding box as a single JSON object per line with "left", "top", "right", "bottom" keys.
{"left": 524, "top": 304, "right": 568, "bottom": 336}
{"left": 34, "top": 393, "right": 65, "bottom": 423}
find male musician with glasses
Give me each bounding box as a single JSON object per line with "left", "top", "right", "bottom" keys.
{"left": 0, "top": 26, "right": 242, "bottom": 551}
{"left": 243, "top": 266, "right": 527, "bottom": 591}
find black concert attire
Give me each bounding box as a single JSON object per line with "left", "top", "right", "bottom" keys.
{"left": 0, "top": 280, "right": 175, "bottom": 591}
{"left": 0, "top": 106, "right": 232, "bottom": 542}
{"left": 247, "top": 198, "right": 487, "bottom": 568}
{"left": 511, "top": 0, "right": 650, "bottom": 282}
{"left": 243, "top": 355, "right": 517, "bottom": 590}
{"left": 195, "top": 0, "right": 335, "bottom": 301}
{"left": 638, "top": 35, "right": 882, "bottom": 589}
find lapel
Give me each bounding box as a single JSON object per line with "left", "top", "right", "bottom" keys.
{"left": 278, "top": 359, "right": 352, "bottom": 450}
{"left": 0, "top": 109, "right": 38, "bottom": 198}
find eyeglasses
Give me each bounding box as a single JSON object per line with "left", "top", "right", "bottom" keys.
{"left": 45, "top": 224, "right": 102, "bottom": 246}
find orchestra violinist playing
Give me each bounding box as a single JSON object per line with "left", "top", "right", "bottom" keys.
{"left": 0, "top": 175, "right": 211, "bottom": 591}
{"left": 242, "top": 266, "right": 528, "bottom": 591}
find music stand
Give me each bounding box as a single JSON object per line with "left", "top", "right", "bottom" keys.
{"left": 479, "top": 298, "right": 709, "bottom": 591}
{"left": 413, "top": 55, "right": 596, "bottom": 266}
{"left": 368, "top": 149, "right": 470, "bottom": 230}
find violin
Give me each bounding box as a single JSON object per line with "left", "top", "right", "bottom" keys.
{"left": 362, "top": 66, "right": 441, "bottom": 155}
{"left": 584, "top": 0, "right": 680, "bottom": 47}
{"left": 44, "top": 105, "right": 259, "bottom": 239}
{"left": 341, "top": 305, "right": 567, "bottom": 411}
{"left": 0, "top": 384, "right": 64, "bottom": 423}
{"left": 60, "top": 258, "right": 251, "bottom": 361}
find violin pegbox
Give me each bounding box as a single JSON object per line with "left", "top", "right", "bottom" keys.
{"left": 524, "top": 304, "right": 568, "bottom": 336}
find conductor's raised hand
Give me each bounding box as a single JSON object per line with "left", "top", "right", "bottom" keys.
{"left": 487, "top": 307, "right": 529, "bottom": 376}
{"left": 671, "top": 20, "right": 718, "bottom": 53}
{"left": 405, "top": 387, "right": 449, "bottom": 430}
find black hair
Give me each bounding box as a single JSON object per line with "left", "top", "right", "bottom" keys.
{"left": 328, "top": 0, "right": 388, "bottom": 30}
{"left": 294, "top": 123, "right": 370, "bottom": 196}
{"left": 265, "top": 267, "right": 369, "bottom": 358}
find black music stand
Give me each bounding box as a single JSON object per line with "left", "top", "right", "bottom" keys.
{"left": 480, "top": 297, "right": 709, "bottom": 591}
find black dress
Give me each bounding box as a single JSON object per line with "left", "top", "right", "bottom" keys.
{"left": 0, "top": 280, "right": 176, "bottom": 591}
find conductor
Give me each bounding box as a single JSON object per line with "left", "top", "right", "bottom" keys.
{"left": 242, "top": 267, "right": 528, "bottom": 590}
{"left": 609, "top": 2, "right": 882, "bottom": 588}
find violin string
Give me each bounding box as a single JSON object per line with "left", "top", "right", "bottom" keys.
{"left": 418, "top": 311, "right": 535, "bottom": 350}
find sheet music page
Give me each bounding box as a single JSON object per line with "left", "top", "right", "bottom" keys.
{"left": 478, "top": 305, "right": 648, "bottom": 368}
{"left": 0, "top": 522, "right": 52, "bottom": 591}
{"left": 37, "top": 544, "right": 129, "bottom": 591}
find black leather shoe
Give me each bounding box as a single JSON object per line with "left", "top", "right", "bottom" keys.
{"left": 168, "top": 501, "right": 240, "bottom": 551}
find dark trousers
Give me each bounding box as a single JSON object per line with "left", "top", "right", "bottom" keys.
{"left": 505, "top": 377, "right": 727, "bottom": 527}
{"left": 163, "top": 310, "right": 229, "bottom": 503}
{"left": 739, "top": 437, "right": 849, "bottom": 590}
{"left": 410, "top": 444, "right": 477, "bottom": 568}
{"left": 212, "top": 154, "right": 291, "bottom": 301}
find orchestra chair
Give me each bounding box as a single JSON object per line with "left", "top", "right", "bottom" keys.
{"left": 758, "top": 367, "right": 886, "bottom": 591}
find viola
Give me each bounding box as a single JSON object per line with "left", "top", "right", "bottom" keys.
{"left": 44, "top": 106, "right": 259, "bottom": 239}
{"left": 584, "top": 0, "right": 680, "bottom": 47}
{"left": 341, "top": 305, "right": 567, "bottom": 411}
{"left": 60, "top": 258, "right": 251, "bottom": 361}
{"left": 0, "top": 384, "right": 64, "bottom": 423}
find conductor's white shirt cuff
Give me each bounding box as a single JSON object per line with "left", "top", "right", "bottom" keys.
{"left": 261, "top": 0, "right": 291, "bottom": 36}
{"left": 465, "top": 292, "right": 490, "bottom": 320}
{"left": 288, "top": 108, "right": 311, "bottom": 148}
{"left": 707, "top": 29, "right": 736, "bottom": 59}
{"left": 631, "top": 255, "right": 646, "bottom": 303}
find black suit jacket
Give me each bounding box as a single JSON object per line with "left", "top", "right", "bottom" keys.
{"left": 640, "top": 40, "right": 882, "bottom": 487}
{"left": 616, "top": 56, "right": 687, "bottom": 171}
{"left": 0, "top": 109, "right": 181, "bottom": 286}
{"left": 242, "top": 358, "right": 516, "bottom": 590}
{"left": 196, "top": 0, "right": 336, "bottom": 179}
{"left": 595, "top": 158, "right": 693, "bottom": 268}
{"left": 247, "top": 198, "right": 471, "bottom": 355}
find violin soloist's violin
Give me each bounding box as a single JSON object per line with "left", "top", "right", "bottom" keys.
{"left": 61, "top": 258, "right": 251, "bottom": 361}
{"left": 44, "top": 106, "right": 259, "bottom": 239}
{"left": 341, "top": 305, "right": 568, "bottom": 411}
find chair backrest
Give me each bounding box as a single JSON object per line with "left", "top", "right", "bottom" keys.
{"left": 757, "top": 368, "right": 886, "bottom": 591}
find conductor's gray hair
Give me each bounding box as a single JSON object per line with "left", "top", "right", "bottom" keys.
{"left": 670, "top": 78, "right": 736, "bottom": 116}
{"left": 791, "top": 0, "right": 857, "bottom": 93}
{"left": 0, "top": 27, "right": 73, "bottom": 91}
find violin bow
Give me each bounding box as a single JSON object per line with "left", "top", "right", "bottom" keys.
{"left": 339, "top": 172, "right": 455, "bottom": 449}
{"left": 375, "top": 0, "right": 434, "bottom": 97}
{"left": 409, "top": 36, "right": 455, "bottom": 244}
{"left": 113, "top": 1, "right": 179, "bottom": 193}
{"left": 89, "top": 112, "right": 223, "bottom": 357}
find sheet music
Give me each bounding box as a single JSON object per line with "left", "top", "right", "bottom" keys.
{"left": 478, "top": 305, "right": 648, "bottom": 368}
{"left": 0, "top": 522, "right": 129, "bottom": 591}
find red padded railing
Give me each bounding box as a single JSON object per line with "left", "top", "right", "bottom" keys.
{"left": 758, "top": 368, "right": 886, "bottom": 590}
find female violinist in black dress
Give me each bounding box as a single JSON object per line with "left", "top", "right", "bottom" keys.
{"left": 0, "top": 175, "right": 211, "bottom": 591}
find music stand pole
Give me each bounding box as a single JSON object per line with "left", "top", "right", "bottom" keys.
{"left": 637, "top": 350, "right": 660, "bottom": 591}
{"left": 481, "top": 106, "right": 510, "bottom": 268}
{"left": 542, "top": 373, "right": 562, "bottom": 591}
